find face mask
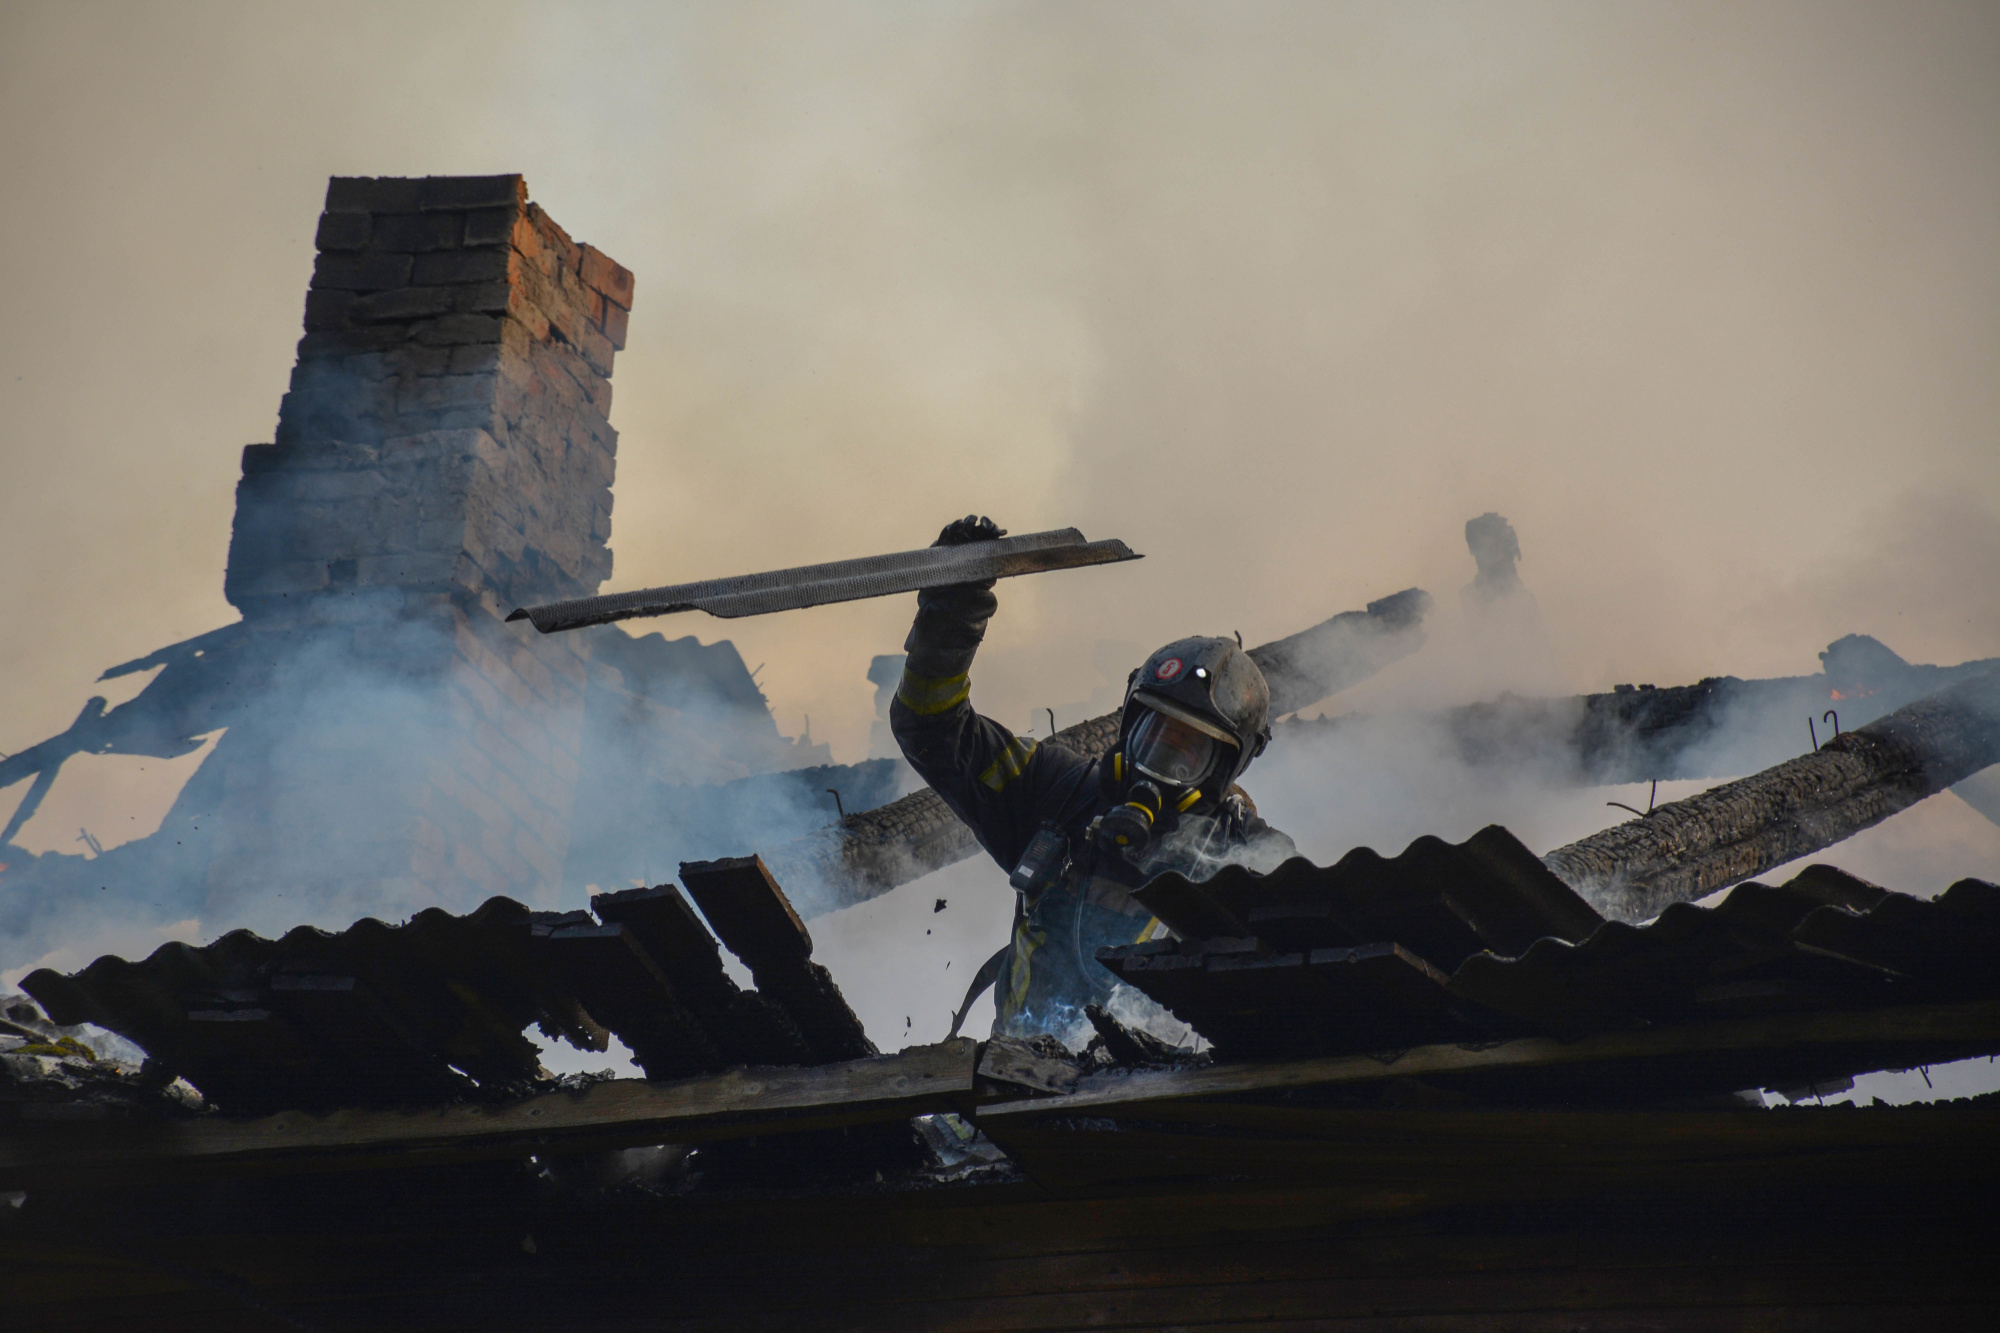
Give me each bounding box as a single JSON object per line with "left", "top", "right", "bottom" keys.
{"left": 1125, "top": 709, "right": 1219, "bottom": 787}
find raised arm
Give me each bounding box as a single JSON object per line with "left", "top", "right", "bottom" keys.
{"left": 889, "top": 516, "right": 1086, "bottom": 873}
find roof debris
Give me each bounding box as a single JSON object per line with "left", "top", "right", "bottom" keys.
{"left": 21, "top": 856, "right": 869, "bottom": 1116}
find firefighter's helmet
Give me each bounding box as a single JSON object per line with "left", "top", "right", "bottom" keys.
{"left": 1117, "top": 636, "right": 1271, "bottom": 800}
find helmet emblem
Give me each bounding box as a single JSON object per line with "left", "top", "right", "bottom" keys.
{"left": 1155, "top": 657, "right": 1184, "bottom": 681}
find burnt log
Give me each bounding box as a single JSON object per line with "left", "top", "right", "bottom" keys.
{"left": 1280, "top": 634, "right": 2000, "bottom": 788}
{"left": 1545, "top": 670, "right": 2000, "bottom": 921}
{"left": 767, "top": 590, "right": 1432, "bottom": 915}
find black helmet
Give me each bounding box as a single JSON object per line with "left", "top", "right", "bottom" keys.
{"left": 1116, "top": 635, "right": 1271, "bottom": 802}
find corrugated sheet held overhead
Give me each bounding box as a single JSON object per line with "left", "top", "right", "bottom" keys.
{"left": 508, "top": 528, "right": 1141, "bottom": 633}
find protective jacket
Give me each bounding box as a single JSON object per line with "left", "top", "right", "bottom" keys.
{"left": 890, "top": 523, "right": 1295, "bottom": 1039}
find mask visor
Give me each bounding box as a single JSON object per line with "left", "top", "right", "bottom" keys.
{"left": 1126, "top": 706, "right": 1221, "bottom": 787}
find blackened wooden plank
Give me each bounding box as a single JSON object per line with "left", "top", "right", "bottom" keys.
{"left": 720, "top": 992, "right": 821, "bottom": 1067}
{"left": 0, "top": 1040, "right": 981, "bottom": 1189}
{"left": 757, "top": 963, "right": 876, "bottom": 1063}
{"left": 1084, "top": 1003, "right": 1190, "bottom": 1067}
{"left": 680, "top": 856, "right": 876, "bottom": 1063}
{"left": 541, "top": 923, "right": 723, "bottom": 1080}
{"left": 589, "top": 883, "right": 818, "bottom": 1067}
{"left": 678, "top": 856, "right": 813, "bottom": 970}
{"left": 977, "top": 1036, "right": 1081, "bottom": 1095}
{"left": 590, "top": 883, "right": 737, "bottom": 1007}
{"left": 974, "top": 998, "right": 2000, "bottom": 1123}
{"left": 524, "top": 911, "right": 612, "bottom": 1053}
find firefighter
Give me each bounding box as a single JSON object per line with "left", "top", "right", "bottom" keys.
{"left": 891, "top": 515, "right": 1296, "bottom": 1040}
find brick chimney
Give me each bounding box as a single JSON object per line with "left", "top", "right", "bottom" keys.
{"left": 197, "top": 176, "right": 637, "bottom": 922}
{"left": 226, "top": 173, "right": 628, "bottom": 613}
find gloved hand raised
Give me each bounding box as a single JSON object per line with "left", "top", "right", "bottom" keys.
{"left": 928, "top": 514, "right": 1007, "bottom": 596}
{"left": 906, "top": 515, "right": 1006, "bottom": 678}
{"left": 933, "top": 514, "right": 1007, "bottom": 548}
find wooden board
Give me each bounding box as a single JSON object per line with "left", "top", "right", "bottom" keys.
{"left": 590, "top": 882, "right": 739, "bottom": 1008}
{"left": 540, "top": 923, "right": 723, "bottom": 1079}
{"left": 974, "top": 999, "right": 2000, "bottom": 1121}
{"left": 0, "top": 1039, "right": 978, "bottom": 1189}
{"left": 679, "top": 855, "right": 875, "bottom": 1062}
{"left": 678, "top": 855, "right": 814, "bottom": 967}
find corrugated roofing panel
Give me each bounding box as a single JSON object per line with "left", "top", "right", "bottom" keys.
{"left": 1110, "top": 830, "right": 2000, "bottom": 1065}
{"left": 21, "top": 856, "right": 866, "bottom": 1114}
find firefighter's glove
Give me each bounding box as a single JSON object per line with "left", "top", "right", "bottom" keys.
{"left": 906, "top": 515, "right": 1005, "bottom": 678}
{"left": 934, "top": 514, "right": 1006, "bottom": 548}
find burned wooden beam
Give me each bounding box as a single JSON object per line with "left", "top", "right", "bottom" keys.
{"left": 768, "top": 589, "right": 1433, "bottom": 914}
{"left": 677, "top": 856, "right": 875, "bottom": 1062}
{"left": 0, "top": 1040, "right": 979, "bottom": 1191}
{"left": 588, "top": 882, "right": 815, "bottom": 1066}
{"left": 973, "top": 999, "right": 2000, "bottom": 1124}
{"left": 1245, "top": 588, "right": 1433, "bottom": 718}
{"left": 537, "top": 923, "right": 725, "bottom": 1080}
{"left": 1281, "top": 634, "right": 2000, "bottom": 788}
{"left": 976, "top": 1035, "right": 1082, "bottom": 1096}
{"left": 1545, "top": 670, "right": 2000, "bottom": 921}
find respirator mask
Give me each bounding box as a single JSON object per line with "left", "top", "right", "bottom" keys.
{"left": 1095, "top": 695, "right": 1237, "bottom": 858}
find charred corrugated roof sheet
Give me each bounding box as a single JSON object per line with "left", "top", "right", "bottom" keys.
{"left": 1106, "top": 829, "right": 2000, "bottom": 1062}
{"left": 19, "top": 822, "right": 2000, "bottom": 1122}
{"left": 21, "top": 855, "right": 869, "bottom": 1116}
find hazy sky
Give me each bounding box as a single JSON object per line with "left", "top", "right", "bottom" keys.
{"left": 3, "top": 0, "right": 1996, "bottom": 765}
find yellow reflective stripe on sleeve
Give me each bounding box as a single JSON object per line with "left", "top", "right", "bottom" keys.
{"left": 1002, "top": 915, "right": 1045, "bottom": 1019}
{"left": 896, "top": 669, "right": 971, "bottom": 715}
{"left": 978, "top": 736, "right": 1039, "bottom": 793}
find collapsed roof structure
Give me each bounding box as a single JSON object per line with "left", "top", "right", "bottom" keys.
{"left": 4, "top": 177, "right": 2000, "bottom": 1328}
{"left": 8, "top": 825, "right": 2000, "bottom": 1327}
